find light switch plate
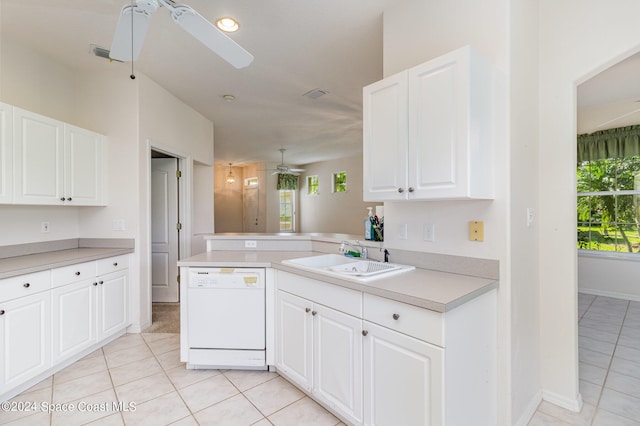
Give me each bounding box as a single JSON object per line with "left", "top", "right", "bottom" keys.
{"left": 398, "top": 224, "right": 408, "bottom": 240}
{"left": 469, "top": 221, "right": 484, "bottom": 242}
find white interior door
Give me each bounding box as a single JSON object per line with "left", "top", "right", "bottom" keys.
{"left": 243, "top": 185, "right": 260, "bottom": 232}
{"left": 151, "top": 158, "right": 179, "bottom": 302}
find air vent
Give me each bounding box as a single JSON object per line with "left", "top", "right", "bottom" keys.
{"left": 303, "top": 88, "right": 329, "bottom": 99}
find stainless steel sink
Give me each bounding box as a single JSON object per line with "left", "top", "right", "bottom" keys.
{"left": 282, "top": 254, "right": 415, "bottom": 282}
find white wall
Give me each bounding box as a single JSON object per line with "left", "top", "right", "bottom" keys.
{"left": 578, "top": 253, "right": 640, "bottom": 301}
{"left": 538, "top": 0, "right": 640, "bottom": 412}
{"left": 299, "top": 155, "right": 381, "bottom": 235}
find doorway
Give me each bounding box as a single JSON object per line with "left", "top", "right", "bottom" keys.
{"left": 243, "top": 179, "right": 263, "bottom": 232}
{"left": 149, "top": 149, "right": 182, "bottom": 333}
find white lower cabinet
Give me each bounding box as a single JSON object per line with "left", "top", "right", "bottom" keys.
{"left": 362, "top": 321, "right": 443, "bottom": 426}
{"left": 1, "top": 254, "right": 130, "bottom": 401}
{"left": 276, "top": 270, "right": 496, "bottom": 426}
{"left": 0, "top": 291, "right": 51, "bottom": 394}
{"left": 276, "top": 273, "right": 363, "bottom": 425}
{"left": 52, "top": 279, "right": 97, "bottom": 363}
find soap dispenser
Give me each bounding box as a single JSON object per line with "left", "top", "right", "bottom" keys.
{"left": 364, "top": 207, "right": 373, "bottom": 240}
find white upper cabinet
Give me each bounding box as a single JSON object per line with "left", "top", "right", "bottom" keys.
{"left": 363, "top": 46, "right": 495, "bottom": 201}
{"left": 12, "top": 107, "right": 105, "bottom": 206}
{"left": 0, "top": 103, "right": 13, "bottom": 204}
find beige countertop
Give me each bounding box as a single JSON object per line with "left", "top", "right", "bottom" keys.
{"left": 178, "top": 251, "right": 497, "bottom": 312}
{"left": 0, "top": 247, "right": 134, "bottom": 279}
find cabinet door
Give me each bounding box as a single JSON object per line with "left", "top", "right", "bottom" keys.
{"left": 276, "top": 291, "right": 313, "bottom": 391}
{"left": 52, "top": 280, "right": 97, "bottom": 363}
{"left": 65, "top": 124, "right": 104, "bottom": 206}
{"left": 0, "top": 292, "right": 51, "bottom": 393}
{"left": 98, "top": 270, "right": 129, "bottom": 339}
{"left": 363, "top": 321, "right": 444, "bottom": 426}
{"left": 13, "top": 108, "right": 64, "bottom": 205}
{"left": 363, "top": 71, "right": 409, "bottom": 201}
{"left": 0, "top": 103, "right": 13, "bottom": 204}
{"left": 313, "top": 304, "right": 363, "bottom": 425}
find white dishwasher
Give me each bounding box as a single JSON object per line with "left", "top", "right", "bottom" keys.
{"left": 186, "top": 267, "right": 266, "bottom": 369}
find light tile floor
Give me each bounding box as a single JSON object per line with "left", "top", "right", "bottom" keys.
{"left": 0, "top": 333, "right": 344, "bottom": 426}
{"left": 529, "top": 294, "right": 640, "bottom": 425}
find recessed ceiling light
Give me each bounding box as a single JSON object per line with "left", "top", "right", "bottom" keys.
{"left": 216, "top": 17, "right": 240, "bottom": 33}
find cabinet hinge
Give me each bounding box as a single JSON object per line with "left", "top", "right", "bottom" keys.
{"left": 176, "top": 170, "right": 182, "bottom": 179}
{"left": 177, "top": 274, "right": 181, "bottom": 284}
{"left": 176, "top": 222, "right": 182, "bottom": 231}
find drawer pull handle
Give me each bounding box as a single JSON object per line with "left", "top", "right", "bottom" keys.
{"left": 392, "top": 313, "right": 400, "bottom": 320}
{"left": 362, "top": 330, "right": 368, "bottom": 336}
{"left": 113, "top": 262, "right": 118, "bottom": 267}
{"left": 23, "top": 283, "right": 31, "bottom": 288}
{"left": 305, "top": 307, "right": 311, "bottom": 313}
{"left": 75, "top": 271, "right": 81, "bottom": 276}
{"left": 311, "top": 310, "right": 317, "bottom": 316}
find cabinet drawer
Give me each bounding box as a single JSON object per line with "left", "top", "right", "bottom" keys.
{"left": 51, "top": 261, "right": 95, "bottom": 288}
{"left": 0, "top": 270, "right": 51, "bottom": 303}
{"left": 277, "top": 271, "right": 362, "bottom": 317}
{"left": 363, "top": 293, "right": 443, "bottom": 346}
{"left": 96, "top": 255, "right": 129, "bottom": 276}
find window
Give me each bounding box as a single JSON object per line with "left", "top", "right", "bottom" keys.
{"left": 577, "top": 156, "right": 640, "bottom": 252}
{"left": 332, "top": 171, "right": 347, "bottom": 193}
{"left": 307, "top": 175, "right": 319, "bottom": 195}
{"left": 244, "top": 177, "right": 259, "bottom": 187}
{"left": 279, "top": 190, "right": 295, "bottom": 232}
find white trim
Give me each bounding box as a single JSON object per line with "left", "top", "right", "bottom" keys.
{"left": 579, "top": 288, "right": 640, "bottom": 303}
{"left": 513, "top": 390, "right": 542, "bottom": 426}
{"left": 578, "top": 249, "right": 640, "bottom": 261}
{"left": 541, "top": 389, "right": 583, "bottom": 413}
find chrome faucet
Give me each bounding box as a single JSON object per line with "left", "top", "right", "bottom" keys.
{"left": 339, "top": 240, "right": 368, "bottom": 259}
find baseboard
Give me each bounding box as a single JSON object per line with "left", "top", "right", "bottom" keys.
{"left": 579, "top": 288, "right": 640, "bottom": 302}
{"left": 541, "top": 389, "right": 583, "bottom": 412}
{"left": 514, "top": 390, "right": 542, "bottom": 426}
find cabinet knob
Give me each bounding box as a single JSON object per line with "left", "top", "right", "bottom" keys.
{"left": 23, "top": 283, "right": 31, "bottom": 288}
{"left": 99, "top": 280, "right": 104, "bottom": 285}
{"left": 362, "top": 330, "right": 368, "bottom": 336}
{"left": 67, "top": 197, "right": 72, "bottom": 201}
{"left": 311, "top": 310, "right": 317, "bottom": 316}
{"left": 408, "top": 187, "right": 414, "bottom": 193}
{"left": 113, "top": 262, "right": 118, "bottom": 267}
{"left": 60, "top": 197, "right": 66, "bottom": 202}
{"left": 93, "top": 282, "right": 98, "bottom": 286}
{"left": 392, "top": 313, "right": 400, "bottom": 320}
{"left": 397, "top": 187, "right": 404, "bottom": 193}
{"left": 305, "top": 307, "right": 311, "bottom": 313}
{"left": 0, "top": 310, "right": 5, "bottom": 315}
{"left": 75, "top": 271, "right": 81, "bottom": 276}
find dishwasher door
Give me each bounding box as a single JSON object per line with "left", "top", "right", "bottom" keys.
{"left": 187, "top": 268, "right": 265, "bottom": 351}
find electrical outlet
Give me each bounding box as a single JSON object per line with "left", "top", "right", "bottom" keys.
{"left": 41, "top": 222, "right": 50, "bottom": 233}
{"left": 398, "top": 224, "right": 408, "bottom": 240}
{"left": 245, "top": 240, "right": 257, "bottom": 248}
{"left": 423, "top": 223, "right": 435, "bottom": 242}
{"left": 526, "top": 208, "right": 535, "bottom": 227}
{"left": 112, "top": 219, "right": 125, "bottom": 231}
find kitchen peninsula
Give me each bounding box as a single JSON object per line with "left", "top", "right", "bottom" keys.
{"left": 178, "top": 233, "right": 498, "bottom": 425}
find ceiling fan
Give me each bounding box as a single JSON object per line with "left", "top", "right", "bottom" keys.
{"left": 262, "top": 149, "right": 306, "bottom": 175}
{"left": 109, "top": 0, "right": 253, "bottom": 69}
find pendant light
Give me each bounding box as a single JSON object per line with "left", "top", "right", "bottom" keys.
{"left": 226, "top": 163, "right": 236, "bottom": 184}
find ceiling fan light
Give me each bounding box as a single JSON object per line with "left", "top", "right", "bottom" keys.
{"left": 216, "top": 17, "right": 239, "bottom": 32}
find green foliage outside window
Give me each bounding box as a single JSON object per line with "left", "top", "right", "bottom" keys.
{"left": 577, "top": 156, "right": 640, "bottom": 252}
{"left": 333, "top": 172, "right": 347, "bottom": 193}
{"left": 307, "top": 176, "right": 319, "bottom": 195}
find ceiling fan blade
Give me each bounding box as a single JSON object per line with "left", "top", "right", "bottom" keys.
{"left": 289, "top": 168, "right": 306, "bottom": 172}
{"left": 109, "top": 3, "right": 156, "bottom": 62}
{"left": 169, "top": 5, "right": 254, "bottom": 69}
